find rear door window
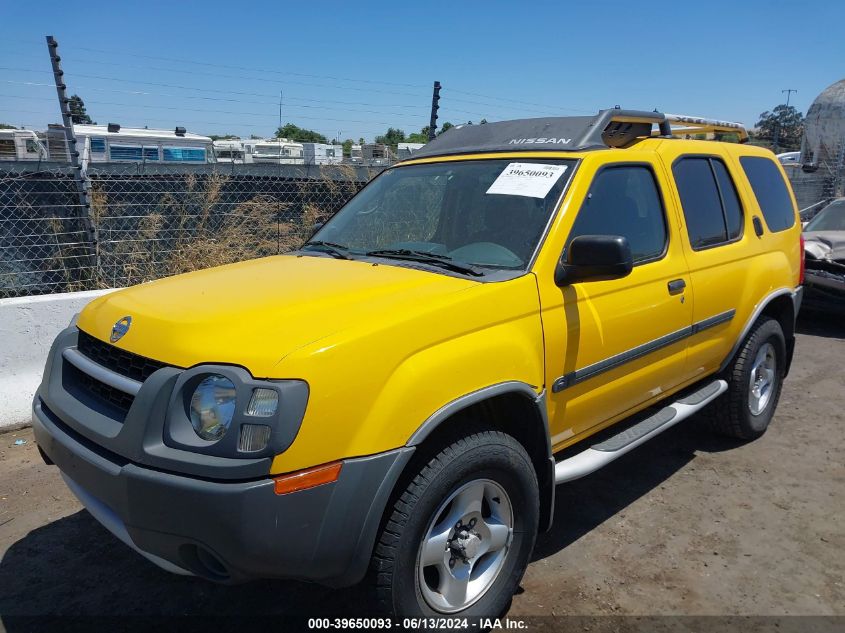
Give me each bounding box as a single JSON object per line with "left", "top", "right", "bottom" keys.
{"left": 739, "top": 156, "right": 796, "bottom": 232}
{"left": 673, "top": 156, "right": 744, "bottom": 249}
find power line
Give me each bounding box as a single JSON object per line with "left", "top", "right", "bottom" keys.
{"left": 70, "top": 45, "right": 429, "bottom": 89}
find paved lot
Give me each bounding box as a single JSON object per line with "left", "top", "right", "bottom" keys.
{"left": 0, "top": 313, "right": 843, "bottom": 623}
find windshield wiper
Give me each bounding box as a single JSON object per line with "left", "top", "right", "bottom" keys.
{"left": 301, "top": 240, "right": 353, "bottom": 260}
{"left": 365, "top": 248, "right": 484, "bottom": 277}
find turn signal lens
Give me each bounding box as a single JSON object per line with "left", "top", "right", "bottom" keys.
{"left": 273, "top": 461, "right": 342, "bottom": 495}
{"left": 238, "top": 423, "right": 271, "bottom": 453}
{"left": 246, "top": 388, "right": 278, "bottom": 417}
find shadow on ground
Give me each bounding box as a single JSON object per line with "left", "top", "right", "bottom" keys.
{"left": 796, "top": 310, "right": 845, "bottom": 340}
{"left": 0, "top": 413, "right": 744, "bottom": 625}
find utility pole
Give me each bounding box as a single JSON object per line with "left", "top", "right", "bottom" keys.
{"left": 46, "top": 35, "right": 98, "bottom": 281}
{"left": 772, "top": 89, "right": 798, "bottom": 154}
{"left": 428, "top": 81, "right": 441, "bottom": 141}
{"left": 279, "top": 90, "right": 283, "bottom": 136}
{"left": 782, "top": 88, "right": 797, "bottom": 107}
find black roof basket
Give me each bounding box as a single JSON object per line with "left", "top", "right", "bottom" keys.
{"left": 408, "top": 109, "right": 748, "bottom": 160}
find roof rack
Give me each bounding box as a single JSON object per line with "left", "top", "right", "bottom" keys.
{"left": 407, "top": 109, "right": 749, "bottom": 160}
{"left": 661, "top": 113, "right": 749, "bottom": 142}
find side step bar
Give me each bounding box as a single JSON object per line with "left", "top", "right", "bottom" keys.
{"left": 554, "top": 379, "right": 727, "bottom": 484}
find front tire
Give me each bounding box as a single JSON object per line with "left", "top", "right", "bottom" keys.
{"left": 371, "top": 429, "right": 539, "bottom": 620}
{"left": 707, "top": 316, "right": 786, "bottom": 440}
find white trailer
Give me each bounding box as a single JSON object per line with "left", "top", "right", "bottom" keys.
{"left": 251, "top": 138, "right": 305, "bottom": 164}
{"left": 213, "top": 139, "right": 254, "bottom": 164}
{"left": 44, "top": 124, "right": 214, "bottom": 164}
{"left": 302, "top": 143, "right": 343, "bottom": 165}
{"left": 0, "top": 129, "right": 48, "bottom": 161}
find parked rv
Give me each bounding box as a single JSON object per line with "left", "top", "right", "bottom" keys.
{"left": 251, "top": 138, "right": 305, "bottom": 164}
{"left": 302, "top": 143, "right": 343, "bottom": 165}
{"left": 44, "top": 124, "right": 214, "bottom": 164}
{"left": 213, "top": 139, "right": 251, "bottom": 164}
{"left": 0, "top": 129, "right": 48, "bottom": 161}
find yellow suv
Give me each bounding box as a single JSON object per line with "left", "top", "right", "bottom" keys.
{"left": 33, "top": 109, "right": 803, "bottom": 619}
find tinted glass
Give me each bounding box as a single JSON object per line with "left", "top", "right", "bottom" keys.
{"left": 712, "top": 159, "right": 743, "bottom": 240}
{"left": 739, "top": 156, "right": 796, "bottom": 232}
{"left": 109, "top": 145, "right": 143, "bottom": 161}
{"left": 674, "top": 158, "right": 727, "bottom": 248}
{"left": 313, "top": 159, "right": 576, "bottom": 271}
{"left": 567, "top": 166, "right": 667, "bottom": 263}
{"left": 90, "top": 137, "right": 106, "bottom": 153}
{"left": 804, "top": 203, "right": 845, "bottom": 232}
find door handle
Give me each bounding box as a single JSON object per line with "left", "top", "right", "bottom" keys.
{"left": 668, "top": 279, "right": 686, "bottom": 295}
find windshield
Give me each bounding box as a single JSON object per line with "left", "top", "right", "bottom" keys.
{"left": 805, "top": 202, "right": 845, "bottom": 232}
{"left": 308, "top": 159, "right": 575, "bottom": 274}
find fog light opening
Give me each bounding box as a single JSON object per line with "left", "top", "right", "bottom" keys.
{"left": 238, "top": 423, "right": 272, "bottom": 453}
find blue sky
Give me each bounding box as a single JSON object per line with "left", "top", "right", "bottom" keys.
{"left": 1, "top": 0, "right": 843, "bottom": 141}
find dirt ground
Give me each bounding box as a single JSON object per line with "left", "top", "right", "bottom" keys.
{"left": 0, "top": 312, "right": 843, "bottom": 626}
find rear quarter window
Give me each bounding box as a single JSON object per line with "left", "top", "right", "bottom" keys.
{"left": 739, "top": 156, "right": 796, "bottom": 232}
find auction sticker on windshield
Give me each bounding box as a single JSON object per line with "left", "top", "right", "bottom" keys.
{"left": 486, "top": 162, "right": 568, "bottom": 198}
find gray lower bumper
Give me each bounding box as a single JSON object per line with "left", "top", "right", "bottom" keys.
{"left": 33, "top": 398, "right": 413, "bottom": 586}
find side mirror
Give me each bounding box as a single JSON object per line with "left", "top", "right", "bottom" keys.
{"left": 310, "top": 222, "right": 324, "bottom": 238}
{"left": 555, "top": 235, "right": 633, "bottom": 286}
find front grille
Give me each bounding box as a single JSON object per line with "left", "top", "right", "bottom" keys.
{"left": 77, "top": 329, "right": 169, "bottom": 382}
{"left": 64, "top": 361, "right": 135, "bottom": 418}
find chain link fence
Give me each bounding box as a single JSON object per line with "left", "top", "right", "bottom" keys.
{"left": 1, "top": 160, "right": 378, "bottom": 299}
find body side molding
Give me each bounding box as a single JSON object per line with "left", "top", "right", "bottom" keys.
{"left": 552, "top": 309, "right": 736, "bottom": 393}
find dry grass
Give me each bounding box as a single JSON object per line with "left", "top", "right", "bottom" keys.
{"left": 89, "top": 168, "right": 364, "bottom": 288}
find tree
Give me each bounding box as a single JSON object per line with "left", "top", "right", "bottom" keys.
{"left": 753, "top": 105, "right": 804, "bottom": 152}
{"left": 209, "top": 134, "right": 240, "bottom": 141}
{"left": 375, "top": 127, "right": 406, "bottom": 147}
{"left": 0, "top": 123, "right": 17, "bottom": 130}
{"left": 342, "top": 139, "right": 354, "bottom": 157}
{"left": 275, "top": 123, "right": 328, "bottom": 143}
{"left": 407, "top": 128, "right": 430, "bottom": 143}
{"left": 439, "top": 121, "right": 454, "bottom": 135}
{"left": 68, "top": 95, "right": 94, "bottom": 125}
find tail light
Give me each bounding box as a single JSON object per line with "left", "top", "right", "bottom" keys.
{"left": 799, "top": 235, "right": 805, "bottom": 285}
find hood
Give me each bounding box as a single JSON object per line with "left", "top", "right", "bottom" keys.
{"left": 77, "top": 255, "right": 477, "bottom": 376}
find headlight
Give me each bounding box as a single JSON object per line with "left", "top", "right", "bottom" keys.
{"left": 189, "top": 374, "right": 237, "bottom": 440}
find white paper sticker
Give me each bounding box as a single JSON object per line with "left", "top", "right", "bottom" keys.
{"left": 486, "top": 162, "right": 568, "bottom": 199}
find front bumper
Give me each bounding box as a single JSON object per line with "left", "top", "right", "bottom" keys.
{"left": 34, "top": 399, "right": 412, "bottom": 585}
{"left": 32, "top": 327, "right": 414, "bottom": 586}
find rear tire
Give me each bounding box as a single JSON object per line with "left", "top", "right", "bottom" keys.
{"left": 706, "top": 317, "right": 786, "bottom": 440}
{"left": 370, "top": 429, "right": 538, "bottom": 621}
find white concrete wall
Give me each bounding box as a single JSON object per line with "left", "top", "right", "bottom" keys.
{"left": 0, "top": 289, "right": 116, "bottom": 428}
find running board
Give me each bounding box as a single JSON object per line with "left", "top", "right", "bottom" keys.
{"left": 554, "top": 379, "right": 727, "bottom": 484}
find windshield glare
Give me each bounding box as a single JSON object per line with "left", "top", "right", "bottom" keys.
{"left": 805, "top": 202, "right": 845, "bottom": 232}
{"left": 310, "top": 159, "right": 575, "bottom": 273}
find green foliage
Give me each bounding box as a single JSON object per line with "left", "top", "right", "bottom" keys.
{"left": 753, "top": 104, "right": 804, "bottom": 151}
{"left": 439, "top": 121, "right": 454, "bottom": 135}
{"left": 342, "top": 139, "right": 354, "bottom": 157}
{"left": 0, "top": 123, "right": 17, "bottom": 129}
{"left": 275, "top": 123, "right": 328, "bottom": 143}
{"left": 209, "top": 134, "right": 240, "bottom": 141}
{"left": 375, "top": 127, "right": 406, "bottom": 147}
{"left": 68, "top": 95, "right": 94, "bottom": 125}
